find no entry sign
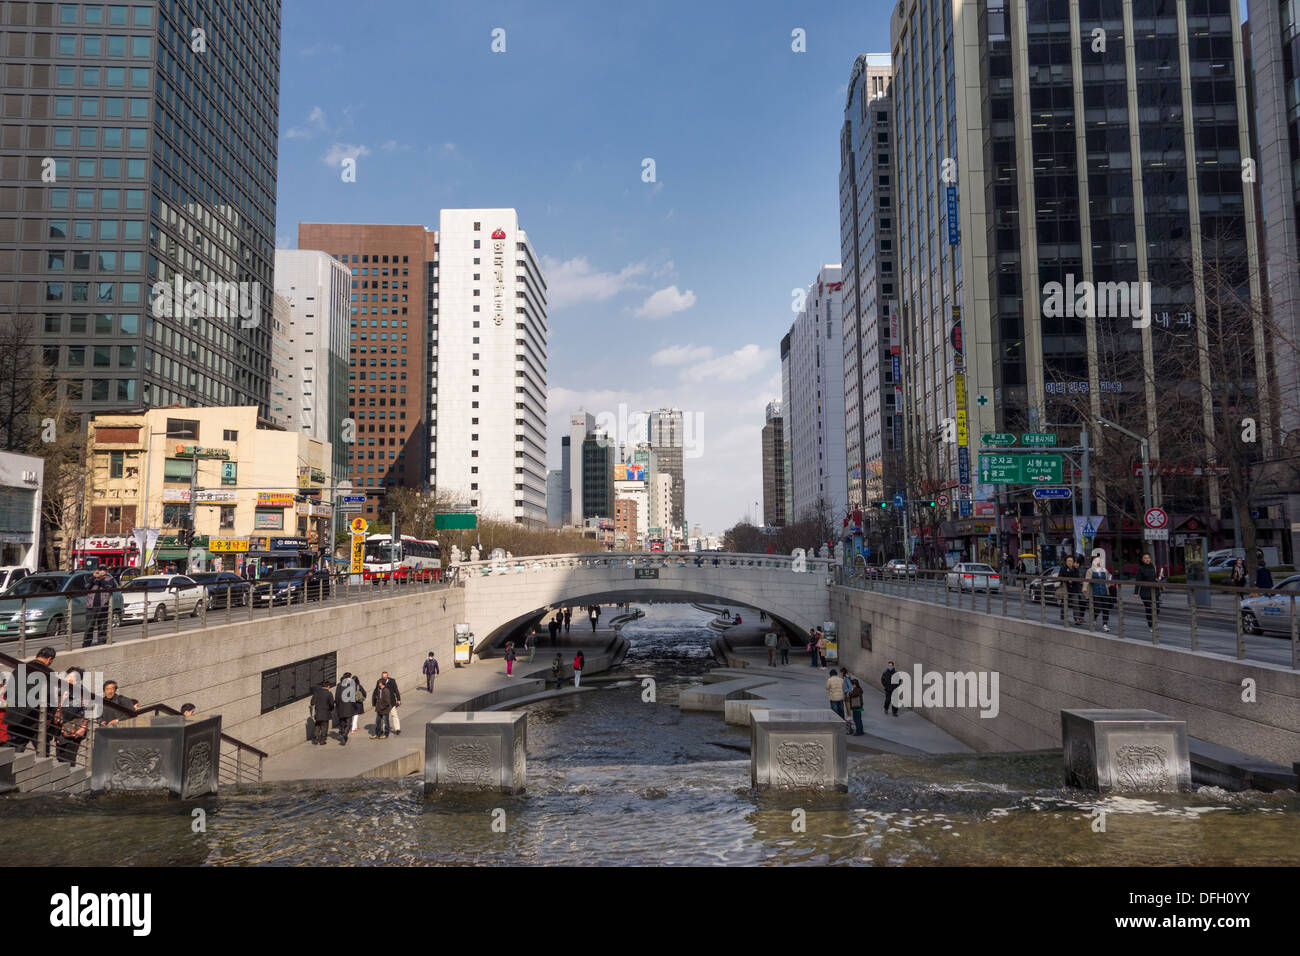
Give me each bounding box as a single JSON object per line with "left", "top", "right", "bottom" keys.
{"left": 1144, "top": 508, "right": 1168, "bottom": 530}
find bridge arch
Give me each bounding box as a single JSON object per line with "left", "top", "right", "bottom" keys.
{"left": 455, "top": 552, "right": 834, "bottom": 650}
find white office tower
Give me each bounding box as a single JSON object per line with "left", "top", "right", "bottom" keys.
{"left": 651, "top": 471, "right": 673, "bottom": 539}
{"left": 430, "top": 210, "right": 549, "bottom": 525}
{"left": 783, "top": 265, "right": 849, "bottom": 525}
{"left": 274, "top": 249, "right": 352, "bottom": 483}
{"left": 614, "top": 478, "right": 649, "bottom": 549}
{"left": 268, "top": 293, "right": 294, "bottom": 430}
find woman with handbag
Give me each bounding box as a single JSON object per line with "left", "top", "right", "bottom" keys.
{"left": 1087, "top": 551, "right": 1114, "bottom": 632}
{"left": 53, "top": 667, "right": 89, "bottom": 766}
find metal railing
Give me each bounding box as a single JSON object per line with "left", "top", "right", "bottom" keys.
{"left": 835, "top": 566, "right": 1300, "bottom": 670}
{"left": 447, "top": 550, "right": 835, "bottom": 579}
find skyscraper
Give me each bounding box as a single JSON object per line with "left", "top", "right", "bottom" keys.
{"left": 2, "top": 0, "right": 281, "bottom": 416}
{"left": 431, "top": 210, "right": 548, "bottom": 526}
{"left": 581, "top": 428, "right": 613, "bottom": 521}
{"left": 564, "top": 410, "right": 595, "bottom": 525}
{"left": 297, "top": 223, "right": 435, "bottom": 520}
{"left": 761, "top": 400, "right": 788, "bottom": 526}
{"left": 647, "top": 408, "right": 686, "bottom": 531}
{"left": 840, "top": 54, "right": 897, "bottom": 516}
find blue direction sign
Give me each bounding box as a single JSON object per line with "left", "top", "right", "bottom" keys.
{"left": 959, "top": 499, "right": 972, "bottom": 517}
{"left": 893, "top": 493, "right": 905, "bottom": 507}
{"left": 341, "top": 495, "right": 366, "bottom": 504}
{"left": 1032, "top": 487, "right": 1072, "bottom": 500}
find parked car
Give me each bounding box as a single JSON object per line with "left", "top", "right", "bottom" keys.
{"left": 1026, "top": 566, "right": 1063, "bottom": 604}
{"left": 858, "top": 563, "right": 884, "bottom": 579}
{"left": 251, "top": 567, "right": 331, "bottom": 607}
{"left": 120, "top": 574, "right": 206, "bottom": 624}
{"left": 946, "top": 562, "right": 1002, "bottom": 592}
{"left": 189, "top": 571, "right": 251, "bottom": 609}
{"left": 1239, "top": 575, "right": 1300, "bottom": 636}
{"left": 0, "top": 571, "right": 125, "bottom": 640}
{"left": 0, "top": 567, "right": 31, "bottom": 593}
{"left": 884, "top": 559, "right": 919, "bottom": 576}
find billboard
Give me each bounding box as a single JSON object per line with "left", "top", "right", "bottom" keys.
{"left": 614, "top": 463, "right": 646, "bottom": 482}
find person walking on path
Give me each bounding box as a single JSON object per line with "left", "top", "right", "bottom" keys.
{"left": 764, "top": 630, "right": 778, "bottom": 666}
{"left": 370, "top": 672, "right": 398, "bottom": 739}
{"left": 826, "top": 669, "right": 846, "bottom": 719}
{"left": 777, "top": 632, "right": 791, "bottom": 666}
{"left": 848, "top": 679, "right": 866, "bottom": 736}
{"left": 504, "top": 641, "right": 517, "bottom": 677}
{"left": 552, "top": 653, "right": 565, "bottom": 690}
{"left": 840, "top": 670, "right": 855, "bottom": 731}
{"left": 5, "top": 646, "right": 55, "bottom": 754}
{"left": 342, "top": 674, "right": 366, "bottom": 735}
{"left": 816, "top": 630, "right": 828, "bottom": 669}
{"left": 526, "top": 630, "right": 536, "bottom": 663}
{"left": 563, "top": 607, "right": 572, "bottom": 633}
{"left": 1134, "top": 552, "right": 1164, "bottom": 631}
{"left": 1058, "top": 556, "right": 1083, "bottom": 625}
{"left": 549, "top": 616, "right": 559, "bottom": 646}
{"left": 881, "top": 661, "right": 900, "bottom": 717}
{"left": 422, "top": 651, "right": 440, "bottom": 693}
{"left": 1087, "top": 551, "right": 1115, "bottom": 632}
{"left": 333, "top": 674, "right": 358, "bottom": 745}
{"left": 1256, "top": 551, "right": 1274, "bottom": 591}
{"left": 807, "top": 628, "right": 820, "bottom": 668}
{"left": 589, "top": 606, "right": 598, "bottom": 633}
{"left": 572, "top": 649, "right": 585, "bottom": 688}
{"left": 1229, "top": 558, "right": 1247, "bottom": 590}
{"left": 310, "top": 679, "right": 334, "bottom": 746}
{"left": 82, "top": 567, "right": 114, "bottom": 647}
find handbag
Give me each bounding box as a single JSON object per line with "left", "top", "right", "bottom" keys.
{"left": 59, "top": 716, "right": 88, "bottom": 739}
{"left": 390, "top": 707, "right": 400, "bottom": 732}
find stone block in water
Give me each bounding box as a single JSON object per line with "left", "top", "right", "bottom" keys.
{"left": 1061, "top": 709, "right": 1191, "bottom": 793}
{"left": 424, "top": 711, "right": 526, "bottom": 795}
{"left": 749, "top": 708, "right": 847, "bottom": 792}
{"left": 90, "top": 715, "right": 222, "bottom": 798}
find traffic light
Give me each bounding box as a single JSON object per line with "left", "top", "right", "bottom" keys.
{"left": 878, "top": 500, "right": 889, "bottom": 508}
{"left": 926, "top": 499, "right": 937, "bottom": 508}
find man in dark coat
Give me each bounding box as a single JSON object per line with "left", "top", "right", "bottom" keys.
{"left": 82, "top": 567, "right": 115, "bottom": 647}
{"left": 548, "top": 616, "right": 559, "bottom": 646}
{"left": 370, "top": 672, "right": 399, "bottom": 739}
{"left": 422, "top": 652, "right": 440, "bottom": 693}
{"left": 1134, "top": 552, "right": 1164, "bottom": 630}
{"left": 334, "top": 673, "right": 363, "bottom": 742}
{"left": 1058, "top": 556, "right": 1083, "bottom": 625}
{"left": 881, "top": 661, "right": 900, "bottom": 717}
{"left": 6, "top": 647, "right": 56, "bottom": 754}
{"left": 310, "top": 680, "right": 334, "bottom": 745}
{"left": 97, "top": 679, "right": 136, "bottom": 726}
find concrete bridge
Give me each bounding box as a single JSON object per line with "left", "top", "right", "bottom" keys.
{"left": 455, "top": 551, "right": 833, "bottom": 650}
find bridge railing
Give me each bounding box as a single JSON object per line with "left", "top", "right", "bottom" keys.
{"left": 835, "top": 564, "right": 1299, "bottom": 670}
{"left": 447, "top": 551, "right": 835, "bottom": 579}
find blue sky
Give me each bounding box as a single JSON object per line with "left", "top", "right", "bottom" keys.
{"left": 276, "top": 0, "right": 893, "bottom": 532}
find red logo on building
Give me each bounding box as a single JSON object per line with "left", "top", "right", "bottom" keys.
{"left": 491, "top": 229, "right": 506, "bottom": 239}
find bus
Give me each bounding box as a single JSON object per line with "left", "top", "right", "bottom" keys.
{"left": 362, "top": 533, "right": 442, "bottom": 582}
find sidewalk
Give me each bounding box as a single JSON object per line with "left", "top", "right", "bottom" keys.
{"left": 263, "top": 629, "right": 620, "bottom": 782}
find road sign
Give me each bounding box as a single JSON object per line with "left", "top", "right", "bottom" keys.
{"left": 979, "top": 453, "right": 1063, "bottom": 485}
{"left": 1021, "top": 432, "right": 1058, "bottom": 446}
{"left": 1143, "top": 528, "right": 1169, "bottom": 540}
{"left": 434, "top": 512, "right": 478, "bottom": 531}
{"left": 1144, "top": 508, "right": 1168, "bottom": 530}
{"left": 341, "top": 495, "right": 366, "bottom": 504}
{"left": 981, "top": 433, "right": 1018, "bottom": 446}
{"left": 959, "top": 499, "right": 972, "bottom": 517}
{"left": 349, "top": 517, "right": 368, "bottom": 535}
{"left": 1032, "top": 487, "right": 1072, "bottom": 500}
{"left": 936, "top": 493, "right": 950, "bottom": 507}
{"left": 893, "top": 493, "right": 905, "bottom": 507}
{"left": 350, "top": 534, "right": 365, "bottom": 573}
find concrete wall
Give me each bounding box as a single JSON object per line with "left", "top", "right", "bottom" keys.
{"left": 831, "top": 586, "right": 1300, "bottom": 766}
{"left": 48, "top": 587, "right": 466, "bottom": 758}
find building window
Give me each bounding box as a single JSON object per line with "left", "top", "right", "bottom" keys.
{"left": 109, "top": 451, "right": 124, "bottom": 478}
{"left": 223, "top": 429, "right": 238, "bottom": 442}
{"left": 219, "top": 506, "right": 236, "bottom": 529}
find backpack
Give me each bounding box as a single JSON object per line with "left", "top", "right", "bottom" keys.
{"left": 573, "top": 654, "right": 583, "bottom": 670}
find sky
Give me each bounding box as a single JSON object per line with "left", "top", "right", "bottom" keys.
{"left": 275, "top": 0, "right": 894, "bottom": 533}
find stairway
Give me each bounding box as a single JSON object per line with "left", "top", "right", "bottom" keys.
{"left": 0, "top": 746, "right": 91, "bottom": 795}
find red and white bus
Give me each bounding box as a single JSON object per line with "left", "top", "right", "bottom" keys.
{"left": 362, "top": 533, "right": 442, "bottom": 582}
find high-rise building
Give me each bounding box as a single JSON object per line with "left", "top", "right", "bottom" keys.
{"left": 581, "top": 428, "right": 614, "bottom": 521}
{"left": 546, "top": 469, "right": 564, "bottom": 527}
{"left": 761, "top": 400, "right": 788, "bottom": 526}
{"left": 613, "top": 497, "right": 637, "bottom": 549}
{"left": 431, "top": 210, "right": 547, "bottom": 526}
{"left": 273, "top": 249, "right": 351, "bottom": 484}
{"left": 782, "top": 266, "right": 848, "bottom": 526}
{"left": 614, "top": 476, "right": 648, "bottom": 548}
{"left": 296, "top": 223, "right": 435, "bottom": 520}
{"left": 891, "top": 0, "right": 1271, "bottom": 561}
{"left": 564, "top": 410, "right": 595, "bottom": 525}
{"left": 840, "top": 54, "right": 897, "bottom": 516}
{"left": 268, "top": 293, "right": 293, "bottom": 430}
{"left": 647, "top": 408, "right": 686, "bottom": 529}
{"left": 1, "top": 0, "right": 281, "bottom": 417}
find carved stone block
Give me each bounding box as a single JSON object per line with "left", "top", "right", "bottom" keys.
{"left": 424, "top": 711, "right": 526, "bottom": 795}
{"left": 750, "top": 709, "right": 847, "bottom": 791}
{"left": 91, "top": 715, "right": 223, "bottom": 798}
{"left": 1061, "top": 709, "right": 1191, "bottom": 793}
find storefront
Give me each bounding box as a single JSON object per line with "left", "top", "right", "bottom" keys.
{"left": 76, "top": 535, "right": 139, "bottom": 570}
{"left": 244, "top": 536, "right": 312, "bottom": 576}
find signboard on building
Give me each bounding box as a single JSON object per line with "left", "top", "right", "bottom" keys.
{"left": 257, "top": 492, "right": 295, "bottom": 507}
{"left": 173, "top": 445, "right": 229, "bottom": 460}
{"left": 209, "top": 538, "right": 250, "bottom": 553}
{"left": 271, "top": 537, "right": 309, "bottom": 551}
{"left": 351, "top": 535, "right": 365, "bottom": 574}
{"left": 161, "top": 489, "right": 237, "bottom": 504}
{"left": 946, "top": 184, "right": 959, "bottom": 244}
{"left": 221, "top": 461, "right": 238, "bottom": 485}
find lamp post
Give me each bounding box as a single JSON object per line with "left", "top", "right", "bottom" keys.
{"left": 1096, "top": 416, "right": 1155, "bottom": 567}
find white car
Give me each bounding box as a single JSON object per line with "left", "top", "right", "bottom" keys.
{"left": 120, "top": 574, "right": 206, "bottom": 623}
{"left": 0, "top": 567, "right": 31, "bottom": 592}
{"left": 884, "top": 559, "right": 919, "bottom": 576}
{"left": 947, "top": 562, "right": 1002, "bottom": 592}
{"left": 1239, "top": 575, "right": 1300, "bottom": 636}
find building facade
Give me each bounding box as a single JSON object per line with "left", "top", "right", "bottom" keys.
{"left": 564, "top": 410, "right": 594, "bottom": 525}
{"left": 1, "top": 0, "right": 280, "bottom": 418}
{"left": 581, "top": 429, "right": 614, "bottom": 521}
{"left": 0, "top": 450, "right": 43, "bottom": 569}
{"left": 268, "top": 292, "right": 293, "bottom": 429}
{"left": 647, "top": 408, "right": 686, "bottom": 531}
{"left": 761, "top": 400, "right": 788, "bottom": 527}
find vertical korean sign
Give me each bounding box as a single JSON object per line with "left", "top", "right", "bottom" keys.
{"left": 953, "top": 305, "right": 971, "bottom": 489}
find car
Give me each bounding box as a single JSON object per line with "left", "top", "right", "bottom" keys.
{"left": 883, "top": 559, "right": 919, "bottom": 576}
{"left": 0, "top": 571, "right": 125, "bottom": 640}
{"left": 119, "top": 574, "right": 206, "bottom": 624}
{"left": 188, "top": 571, "right": 251, "bottom": 609}
{"left": 947, "top": 562, "right": 1002, "bottom": 592}
{"left": 1239, "top": 574, "right": 1300, "bottom": 636}
{"left": 0, "top": 567, "right": 31, "bottom": 593}
{"left": 1027, "top": 566, "right": 1063, "bottom": 604}
{"left": 251, "top": 567, "right": 332, "bottom": 607}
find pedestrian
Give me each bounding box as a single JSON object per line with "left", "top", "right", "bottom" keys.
{"left": 505, "top": 641, "right": 517, "bottom": 677}
{"left": 549, "top": 616, "right": 559, "bottom": 646}
{"left": 848, "top": 679, "right": 866, "bottom": 736}
{"left": 589, "top": 606, "right": 598, "bottom": 633}
{"left": 572, "top": 649, "right": 584, "bottom": 688}
{"left": 563, "top": 607, "right": 571, "bottom": 633}
{"left": 1229, "top": 558, "right": 1247, "bottom": 589}
{"left": 1088, "top": 551, "right": 1114, "bottom": 632}
{"left": 180, "top": 702, "right": 196, "bottom": 717}
{"left": 81, "top": 566, "right": 114, "bottom": 647}
{"left": 5, "top": 646, "right": 55, "bottom": 754}
{"left": 735, "top": 614, "right": 742, "bottom": 625}
{"left": 370, "top": 672, "right": 397, "bottom": 739}
{"left": 1059, "top": 555, "right": 1083, "bottom": 625}
{"left": 1134, "top": 552, "right": 1164, "bottom": 631}
{"left": 764, "top": 630, "right": 777, "bottom": 666}
{"left": 807, "top": 628, "right": 820, "bottom": 668}
{"left": 53, "top": 667, "right": 89, "bottom": 766}
{"left": 723, "top": 608, "right": 731, "bottom": 620}
{"left": 526, "top": 629, "right": 536, "bottom": 663}
{"left": 309, "top": 678, "right": 334, "bottom": 746}
{"left": 333, "top": 673, "right": 358, "bottom": 745}
{"left": 826, "top": 668, "right": 846, "bottom": 718}
{"left": 1256, "top": 552, "right": 1274, "bottom": 591}
{"left": 97, "top": 679, "right": 136, "bottom": 726}
{"left": 816, "top": 630, "right": 828, "bottom": 669}
{"left": 422, "top": 651, "right": 440, "bottom": 693}
{"left": 777, "top": 632, "right": 791, "bottom": 665}
{"left": 881, "top": 661, "right": 900, "bottom": 716}
{"left": 552, "top": 653, "right": 564, "bottom": 690}
{"left": 339, "top": 673, "right": 366, "bottom": 736}
{"left": 387, "top": 673, "right": 403, "bottom": 735}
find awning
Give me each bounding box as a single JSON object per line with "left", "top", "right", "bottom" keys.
{"left": 154, "top": 548, "right": 189, "bottom": 559}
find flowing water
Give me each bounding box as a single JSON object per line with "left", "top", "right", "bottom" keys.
{"left": 1, "top": 604, "right": 1297, "bottom": 866}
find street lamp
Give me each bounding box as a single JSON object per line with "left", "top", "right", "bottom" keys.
{"left": 1096, "top": 416, "right": 1155, "bottom": 566}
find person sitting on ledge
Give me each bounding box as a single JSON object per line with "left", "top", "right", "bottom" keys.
{"left": 180, "top": 702, "right": 196, "bottom": 717}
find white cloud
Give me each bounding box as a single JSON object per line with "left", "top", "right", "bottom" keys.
{"left": 541, "top": 256, "right": 649, "bottom": 308}
{"left": 680, "top": 344, "right": 773, "bottom": 383}
{"left": 380, "top": 139, "right": 399, "bottom": 152}
{"left": 650, "top": 344, "right": 713, "bottom": 367}
{"left": 634, "top": 285, "right": 696, "bottom": 319}
{"left": 322, "top": 142, "right": 371, "bottom": 167}
{"left": 285, "top": 106, "right": 328, "bottom": 140}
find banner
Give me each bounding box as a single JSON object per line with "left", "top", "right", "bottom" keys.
{"left": 1072, "top": 515, "right": 1105, "bottom": 557}
{"left": 350, "top": 534, "right": 364, "bottom": 573}
{"left": 133, "top": 528, "right": 160, "bottom": 568}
